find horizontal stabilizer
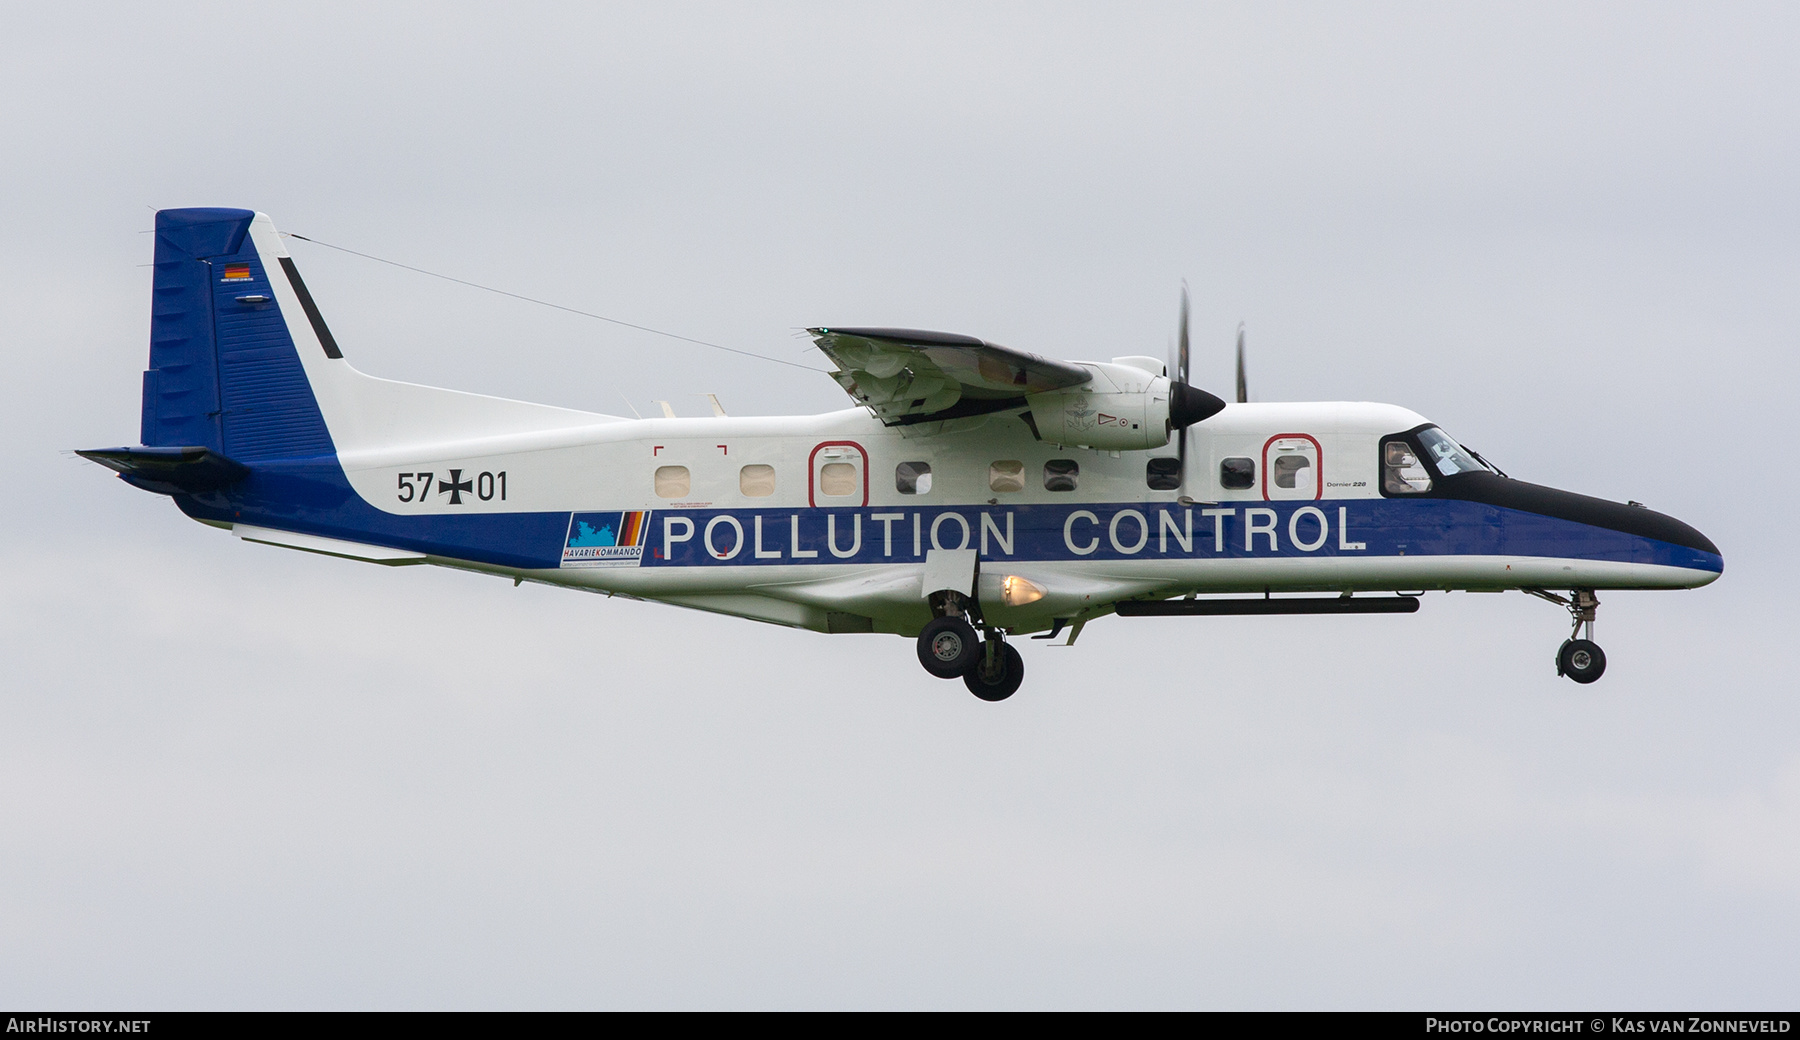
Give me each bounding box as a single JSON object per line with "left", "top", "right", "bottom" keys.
{"left": 76, "top": 446, "right": 249, "bottom": 495}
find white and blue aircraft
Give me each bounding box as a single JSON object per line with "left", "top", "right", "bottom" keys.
{"left": 81, "top": 208, "right": 1723, "bottom": 700}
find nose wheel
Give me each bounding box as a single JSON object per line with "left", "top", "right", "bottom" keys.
{"left": 1557, "top": 638, "right": 1606, "bottom": 683}
{"left": 1528, "top": 588, "right": 1607, "bottom": 684}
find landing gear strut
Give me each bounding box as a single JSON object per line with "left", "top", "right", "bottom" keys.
{"left": 1528, "top": 588, "right": 1607, "bottom": 684}
{"left": 915, "top": 590, "right": 1024, "bottom": 700}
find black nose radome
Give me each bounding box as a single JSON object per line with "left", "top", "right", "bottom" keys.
{"left": 1440, "top": 472, "right": 1721, "bottom": 557}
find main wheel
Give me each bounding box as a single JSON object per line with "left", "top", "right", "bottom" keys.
{"left": 1557, "top": 638, "right": 1607, "bottom": 684}
{"left": 963, "top": 642, "right": 1025, "bottom": 702}
{"left": 918, "top": 616, "right": 981, "bottom": 678}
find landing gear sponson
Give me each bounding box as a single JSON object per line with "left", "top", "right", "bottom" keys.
{"left": 1527, "top": 588, "right": 1606, "bottom": 684}
{"left": 915, "top": 550, "right": 1024, "bottom": 701}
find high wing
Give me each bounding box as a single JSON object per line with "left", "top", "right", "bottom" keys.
{"left": 809, "top": 327, "right": 1093, "bottom": 426}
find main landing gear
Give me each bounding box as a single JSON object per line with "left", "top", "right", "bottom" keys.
{"left": 963, "top": 640, "right": 1026, "bottom": 702}
{"left": 916, "top": 591, "right": 1025, "bottom": 701}
{"left": 917, "top": 615, "right": 980, "bottom": 678}
{"left": 1528, "top": 588, "right": 1607, "bottom": 684}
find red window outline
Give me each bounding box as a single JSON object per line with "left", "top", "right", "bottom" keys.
{"left": 808, "top": 441, "right": 870, "bottom": 507}
{"left": 1262, "top": 433, "right": 1323, "bottom": 501}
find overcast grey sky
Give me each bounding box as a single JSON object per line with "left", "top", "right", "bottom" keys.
{"left": 3, "top": 2, "right": 1797, "bottom": 1009}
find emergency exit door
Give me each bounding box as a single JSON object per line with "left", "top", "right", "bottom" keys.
{"left": 809, "top": 441, "right": 868, "bottom": 507}
{"left": 1263, "top": 434, "right": 1322, "bottom": 500}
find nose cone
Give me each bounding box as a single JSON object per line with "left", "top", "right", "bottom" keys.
{"left": 1600, "top": 500, "right": 1723, "bottom": 580}
{"left": 1670, "top": 514, "right": 1722, "bottom": 560}
{"left": 1441, "top": 472, "right": 1722, "bottom": 572}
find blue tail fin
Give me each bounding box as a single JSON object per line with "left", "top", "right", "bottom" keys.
{"left": 92, "top": 207, "right": 613, "bottom": 569}
{"left": 141, "top": 207, "right": 335, "bottom": 461}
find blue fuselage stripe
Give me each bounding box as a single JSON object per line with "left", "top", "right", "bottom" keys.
{"left": 177, "top": 457, "right": 1724, "bottom": 575}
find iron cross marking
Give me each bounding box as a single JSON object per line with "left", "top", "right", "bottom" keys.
{"left": 440, "top": 469, "right": 474, "bottom": 504}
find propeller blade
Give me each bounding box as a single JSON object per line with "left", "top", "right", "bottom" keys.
{"left": 1177, "top": 407, "right": 1188, "bottom": 493}
{"left": 1178, "top": 283, "right": 1191, "bottom": 386}
{"left": 1177, "top": 284, "right": 1190, "bottom": 488}
{"left": 1234, "top": 322, "right": 1247, "bottom": 404}
{"left": 1165, "top": 284, "right": 1226, "bottom": 490}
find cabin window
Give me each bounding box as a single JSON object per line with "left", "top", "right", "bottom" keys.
{"left": 896, "top": 461, "right": 932, "bottom": 495}
{"left": 1146, "top": 457, "right": 1181, "bottom": 491}
{"left": 739, "top": 464, "right": 775, "bottom": 497}
{"left": 1220, "top": 457, "right": 1255, "bottom": 490}
{"left": 989, "top": 460, "right": 1025, "bottom": 493}
{"left": 1273, "top": 454, "right": 1312, "bottom": 489}
{"left": 819, "top": 462, "right": 858, "bottom": 497}
{"left": 654, "top": 465, "right": 690, "bottom": 498}
{"left": 1382, "top": 440, "right": 1432, "bottom": 494}
{"left": 1043, "top": 459, "right": 1079, "bottom": 492}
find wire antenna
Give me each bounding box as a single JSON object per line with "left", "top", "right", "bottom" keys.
{"left": 285, "top": 233, "right": 826, "bottom": 373}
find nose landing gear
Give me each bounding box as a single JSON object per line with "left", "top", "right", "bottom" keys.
{"left": 1528, "top": 588, "right": 1607, "bottom": 684}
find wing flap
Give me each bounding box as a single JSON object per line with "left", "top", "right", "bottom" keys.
{"left": 810, "top": 327, "right": 1091, "bottom": 425}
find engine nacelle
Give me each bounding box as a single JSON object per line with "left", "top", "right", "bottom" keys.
{"left": 1026, "top": 362, "right": 1174, "bottom": 451}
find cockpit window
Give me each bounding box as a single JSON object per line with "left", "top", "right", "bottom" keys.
{"left": 1417, "top": 427, "right": 1489, "bottom": 476}
{"left": 1382, "top": 440, "right": 1432, "bottom": 494}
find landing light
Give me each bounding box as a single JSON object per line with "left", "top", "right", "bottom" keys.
{"left": 1001, "top": 575, "right": 1046, "bottom": 607}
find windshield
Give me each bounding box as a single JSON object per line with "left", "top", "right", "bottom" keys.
{"left": 1416, "top": 426, "right": 1490, "bottom": 477}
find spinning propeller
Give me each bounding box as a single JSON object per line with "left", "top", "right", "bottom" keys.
{"left": 1165, "top": 284, "right": 1229, "bottom": 491}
